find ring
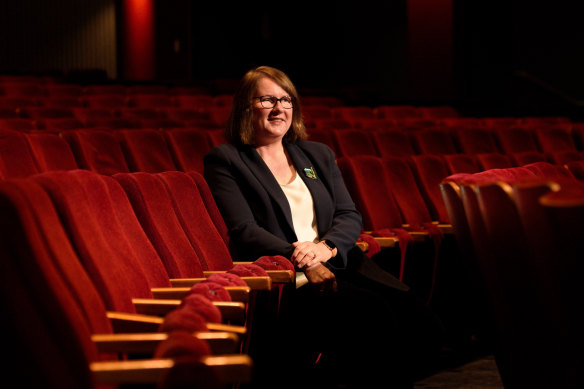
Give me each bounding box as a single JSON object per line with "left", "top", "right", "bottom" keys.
{"left": 311, "top": 251, "right": 316, "bottom": 259}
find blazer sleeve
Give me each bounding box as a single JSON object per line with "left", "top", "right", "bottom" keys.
{"left": 303, "top": 142, "right": 363, "bottom": 269}
{"left": 203, "top": 146, "right": 295, "bottom": 260}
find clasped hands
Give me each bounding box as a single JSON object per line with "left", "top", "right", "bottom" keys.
{"left": 291, "top": 241, "right": 337, "bottom": 293}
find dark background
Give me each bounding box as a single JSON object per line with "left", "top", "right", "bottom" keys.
{"left": 2, "top": 0, "right": 584, "bottom": 118}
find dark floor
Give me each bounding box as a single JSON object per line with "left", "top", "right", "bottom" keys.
{"left": 414, "top": 355, "right": 503, "bottom": 388}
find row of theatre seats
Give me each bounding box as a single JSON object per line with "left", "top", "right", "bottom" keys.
{"left": 0, "top": 166, "right": 303, "bottom": 387}
{"left": 440, "top": 163, "right": 584, "bottom": 388}
{"left": 3, "top": 76, "right": 584, "bottom": 386}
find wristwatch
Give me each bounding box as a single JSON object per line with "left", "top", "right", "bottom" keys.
{"left": 320, "top": 239, "right": 336, "bottom": 252}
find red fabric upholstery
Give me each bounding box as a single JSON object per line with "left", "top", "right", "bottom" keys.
{"left": 0, "top": 180, "right": 102, "bottom": 388}
{"left": 179, "top": 294, "right": 223, "bottom": 323}
{"left": 455, "top": 128, "right": 500, "bottom": 154}
{"left": 26, "top": 132, "right": 78, "bottom": 172}
{"left": 509, "top": 151, "right": 548, "bottom": 166}
{"left": 336, "top": 156, "right": 404, "bottom": 230}
{"left": 0, "top": 118, "right": 37, "bottom": 131}
{"left": 381, "top": 156, "right": 434, "bottom": 226}
{"left": 189, "top": 282, "right": 232, "bottom": 302}
{"left": 164, "top": 128, "right": 212, "bottom": 173}
{"left": 113, "top": 171, "right": 207, "bottom": 278}
{"left": 546, "top": 150, "right": 584, "bottom": 165}
{"left": 494, "top": 127, "right": 539, "bottom": 153}
{"left": 535, "top": 127, "right": 578, "bottom": 153}
{"left": 331, "top": 129, "right": 378, "bottom": 157}
{"left": 475, "top": 153, "right": 514, "bottom": 170}
{"left": 0, "top": 129, "right": 40, "bottom": 178}
{"left": 156, "top": 171, "right": 235, "bottom": 271}
{"left": 36, "top": 117, "right": 84, "bottom": 130}
{"left": 565, "top": 160, "right": 584, "bottom": 181}
{"left": 411, "top": 128, "right": 458, "bottom": 155}
{"left": 522, "top": 161, "right": 574, "bottom": 180}
{"left": 33, "top": 170, "right": 170, "bottom": 313}
{"left": 187, "top": 171, "right": 230, "bottom": 246}
{"left": 62, "top": 129, "right": 130, "bottom": 175}
{"left": 158, "top": 309, "right": 209, "bottom": 333}
{"left": 442, "top": 154, "right": 481, "bottom": 174}
{"left": 371, "top": 130, "right": 416, "bottom": 157}
{"left": 407, "top": 155, "right": 452, "bottom": 223}
{"left": 307, "top": 130, "right": 339, "bottom": 155}
{"left": 116, "top": 129, "right": 178, "bottom": 173}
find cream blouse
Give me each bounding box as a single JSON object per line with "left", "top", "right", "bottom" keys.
{"left": 280, "top": 172, "right": 319, "bottom": 243}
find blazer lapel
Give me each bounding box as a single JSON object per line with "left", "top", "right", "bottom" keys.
{"left": 238, "top": 145, "right": 295, "bottom": 231}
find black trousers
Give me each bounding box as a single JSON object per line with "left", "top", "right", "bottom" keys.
{"left": 256, "top": 248, "right": 444, "bottom": 389}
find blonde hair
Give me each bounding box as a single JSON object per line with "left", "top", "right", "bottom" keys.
{"left": 225, "top": 66, "right": 307, "bottom": 145}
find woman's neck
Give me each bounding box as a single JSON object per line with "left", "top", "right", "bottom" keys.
{"left": 256, "top": 143, "right": 296, "bottom": 185}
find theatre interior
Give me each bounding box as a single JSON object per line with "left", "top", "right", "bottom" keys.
{"left": 1, "top": 1, "right": 583, "bottom": 388}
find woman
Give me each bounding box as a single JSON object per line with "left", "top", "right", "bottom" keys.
{"left": 204, "top": 66, "right": 442, "bottom": 388}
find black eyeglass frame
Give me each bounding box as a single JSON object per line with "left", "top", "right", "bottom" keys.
{"left": 253, "top": 95, "right": 294, "bottom": 109}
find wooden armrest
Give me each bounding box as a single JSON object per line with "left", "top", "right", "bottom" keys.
{"left": 92, "top": 331, "right": 240, "bottom": 355}
{"left": 170, "top": 276, "right": 272, "bottom": 290}
{"left": 106, "top": 311, "right": 247, "bottom": 335}
{"left": 203, "top": 269, "right": 294, "bottom": 284}
{"left": 151, "top": 286, "right": 251, "bottom": 302}
{"left": 132, "top": 298, "right": 246, "bottom": 322}
{"left": 90, "top": 355, "right": 252, "bottom": 385}
{"left": 106, "top": 311, "right": 163, "bottom": 333}
{"left": 356, "top": 241, "right": 368, "bottom": 252}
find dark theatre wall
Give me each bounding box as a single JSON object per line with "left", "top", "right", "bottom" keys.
{"left": 1, "top": 0, "right": 584, "bottom": 115}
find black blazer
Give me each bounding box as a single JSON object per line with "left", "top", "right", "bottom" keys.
{"left": 203, "top": 140, "right": 362, "bottom": 269}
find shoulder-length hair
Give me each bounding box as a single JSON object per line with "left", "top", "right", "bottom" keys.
{"left": 225, "top": 66, "right": 307, "bottom": 145}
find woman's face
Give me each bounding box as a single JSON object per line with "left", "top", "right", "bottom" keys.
{"left": 251, "top": 77, "right": 293, "bottom": 144}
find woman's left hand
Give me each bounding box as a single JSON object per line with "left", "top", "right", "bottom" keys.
{"left": 291, "top": 241, "right": 332, "bottom": 269}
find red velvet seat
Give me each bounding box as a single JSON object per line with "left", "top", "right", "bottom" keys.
{"left": 534, "top": 127, "right": 578, "bottom": 153}
{"left": 331, "top": 129, "right": 378, "bottom": 157}
{"left": 494, "top": 127, "right": 539, "bottom": 153}
{"left": 475, "top": 153, "right": 515, "bottom": 170}
{"left": 36, "top": 117, "right": 85, "bottom": 130}
{"left": 164, "top": 128, "right": 213, "bottom": 173}
{"left": 332, "top": 106, "right": 377, "bottom": 122}
{"left": 564, "top": 160, "right": 584, "bottom": 181}
{"left": 0, "top": 128, "right": 40, "bottom": 178}
{"left": 307, "top": 130, "right": 338, "bottom": 155}
{"left": 411, "top": 128, "right": 458, "bottom": 155}
{"left": 62, "top": 129, "right": 130, "bottom": 175}
{"left": 116, "top": 129, "right": 178, "bottom": 173}
{"left": 407, "top": 155, "right": 452, "bottom": 223}
{"left": 509, "top": 151, "right": 549, "bottom": 166}
{"left": 371, "top": 130, "right": 416, "bottom": 157}
{"left": 26, "top": 132, "right": 79, "bottom": 172}
{"left": 336, "top": 156, "right": 404, "bottom": 231}
{"left": 128, "top": 94, "right": 175, "bottom": 108}
{"left": 208, "top": 129, "right": 227, "bottom": 146}
{"left": 455, "top": 128, "right": 500, "bottom": 154}
{"left": 0, "top": 118, "right": 37, "bottom": 131}
{"left": 546, "top": 150, "right": 584, "bottom": 165}
{"left": 470, "top": 180, "right": 559, "bottom": 388}
{"left": 82, "top": 94, "right": 127, "bottom": 109}
{"left": 22, "top": 106, "right": 75, "bottom": 119}
{"left": 442, "top": 154, "right": 481, "bottom": 174}
{"left": 0, "top": 177, "right": 251, "bottom": 387}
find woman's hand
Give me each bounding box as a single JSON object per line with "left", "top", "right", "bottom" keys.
{"left": 291, "top": 241, "right": 333, "bottom": 269}
{"left": 304, "top": 263, "right": 338, "bottom": 293}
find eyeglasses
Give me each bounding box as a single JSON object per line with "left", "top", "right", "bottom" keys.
{"left": 254, "top": 95, "right": 294, "bottom": 109}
